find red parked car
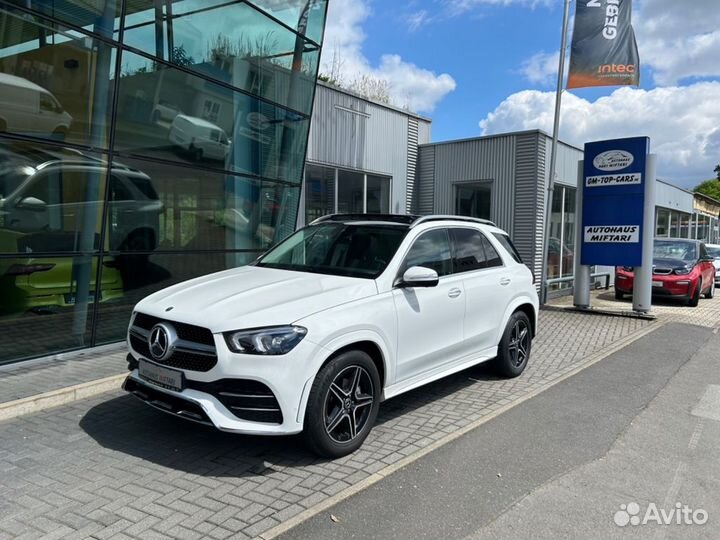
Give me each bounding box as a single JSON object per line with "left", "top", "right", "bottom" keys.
{"left": 615, "top": 239, "right": 716, "bottom": 307}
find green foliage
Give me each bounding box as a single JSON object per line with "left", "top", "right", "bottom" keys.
{"left": 694, "top": 178, "right": 720, "bottom": 201}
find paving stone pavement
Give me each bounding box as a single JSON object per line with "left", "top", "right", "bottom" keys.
{"left": 0, "top": 297, "right": 718, "bottom": 540}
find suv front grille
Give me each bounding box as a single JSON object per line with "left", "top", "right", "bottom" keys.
{"left": 129, "top": 312, "right": 218, "bottom": 372}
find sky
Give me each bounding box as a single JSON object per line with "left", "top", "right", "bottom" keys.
{"left": 319, "top": 0, "right": 720, "bottom": 189}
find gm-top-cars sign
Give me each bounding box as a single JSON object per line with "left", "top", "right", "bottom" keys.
{"left": 581, "top": 137, "right": 649, "bottom": 266}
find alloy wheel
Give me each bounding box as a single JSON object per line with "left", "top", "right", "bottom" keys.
{"left": 508, "top": 320, "right": 529, "bottom": 367}
{"left": 324, "top": 365, "right": 375, "bottom": 443}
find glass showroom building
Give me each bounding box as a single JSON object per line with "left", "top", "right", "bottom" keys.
{"left": 0, "top": 0, "right": 328, "bottom": 364}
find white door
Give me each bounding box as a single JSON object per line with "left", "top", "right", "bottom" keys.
{"left": 392, "top": 228, "right": 466, "bottom": 382}
{"left": 450, "top": 228, "right": 512, "bottom": 353}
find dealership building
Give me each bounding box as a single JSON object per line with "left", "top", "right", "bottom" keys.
{"left": 1, "top": 1, "right": 719, "bottom": 366}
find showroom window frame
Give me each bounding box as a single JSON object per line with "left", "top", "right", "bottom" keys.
{"left": 303, "top": 163, "right": 392, "bottom": 224}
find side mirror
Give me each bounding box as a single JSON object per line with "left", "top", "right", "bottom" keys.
{"left": 17, "top": 196, "right": 47, "bottom": 210}
{"left": 397, "top": 266, "right": 439, "bottom": 288}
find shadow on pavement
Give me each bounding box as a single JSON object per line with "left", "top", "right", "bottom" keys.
{"left": 79, "top": 362, "right": 498, "bottom": 475}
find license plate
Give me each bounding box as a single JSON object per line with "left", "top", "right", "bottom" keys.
{"left": 138, "top": 359, "right": 184, "bottom": 392}
{"left": 652, "top": 281, "right": 663, "bottom": 288}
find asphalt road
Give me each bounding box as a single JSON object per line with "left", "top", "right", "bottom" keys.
{"left": 280, "top": 322, "right": 715, "bottom": 539}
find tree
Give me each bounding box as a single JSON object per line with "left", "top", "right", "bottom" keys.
{"left": 694, "top": 178, "right": 720, "bottom": 201}
{"left": 715, "top": 164, "right": 720, "bottom": 180}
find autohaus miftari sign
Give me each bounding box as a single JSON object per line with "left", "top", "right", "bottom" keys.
{"left": 581, "top": 137, "right": 650, "bottom": 266}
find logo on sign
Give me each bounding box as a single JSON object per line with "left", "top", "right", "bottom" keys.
{"left": 593, "top": 150, "right": 634, "bottom": 172}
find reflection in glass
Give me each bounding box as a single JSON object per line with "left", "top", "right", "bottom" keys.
{"left": 367, "top": 175, "right": 390, "bottom": 214}
{"left": 547, "top": 186, "right": 576, "bottom": 293}
{"left": 92, "top": 251, "right": 257, "bottom": 345}
{"left": 0, "top": 254, "right": 102, "bottom": 363}
{"left": 0, "top": 6, "right": 116, "bottom": 148}
{"left": 456, "top": 183, "right": 491, "bottom": 220}
{"left": 122, "top": 0, "right": 319, "bottom": 114}
{"left": 0, "top": 140, "right": 107, "bottom": 255}
{"left": 252, "top": 0, "right": 329, "bottom": 44}
{"left": 6, "top": 0, "right": 123, "bottom": 38}
{"left": 656, "top": 208, "right": 670, "bottom": 237}
{"left": 114, "top": 51, "right": 309, "bottom": 183}
{"left": 106, "top": 156, "right": 298, "bottom": 251}
{"left": 337, "top": 170, "right": 363, "bottom": 213}
{"left": 305, "top": 164, "right": 335, "bottom": 222}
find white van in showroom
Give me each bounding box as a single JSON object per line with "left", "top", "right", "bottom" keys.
{"left": 123, "top": 215, "right": 539, "bottom": 457}
{"left": 168, "top": 114, "right": 231, "bottom": 161}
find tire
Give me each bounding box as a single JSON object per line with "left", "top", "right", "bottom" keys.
{"left": 190, "top": 145, "right": 203, "bottom": 161}
{"left": 51, "top": 128, "right": 67, "bottom": 140}
{"left": 705, "top": 281, "right": 715, "bottom": 299}
{"left": 0, "top": 119, "right": 6, "bottom": 132}
{"left": 303, "top": 350, "right": 381, "bottom": 458}
{"left": 688, "top": 281, "right": 701, "bottom": 307}
{"left": 494, "top": 311, "right": 532, "bottom": 378}
{"left": 615, "top": 289, "right": 624, "bottom": 300}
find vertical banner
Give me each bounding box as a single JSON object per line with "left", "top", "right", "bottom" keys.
{"left": 567, "top": 0, "right": 640, "bottom": 89}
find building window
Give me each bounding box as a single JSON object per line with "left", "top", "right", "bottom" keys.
{"left": 304, "top": 165, "right": 391, "bottom": 222}
{"left": 656, "top": 208, "right": 670, "bottom": 237}
{"left": 547, "top": 185, "right": 576, "bottom": 293}
{"left": 455, "top": 183, "right": 491, "bottom": 220}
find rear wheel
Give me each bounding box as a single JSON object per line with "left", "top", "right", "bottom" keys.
{"left": 494, "top": 311, "right": 532, "bottom": 378}
{"left": 688, "top": 281, "right": 701, "bottom": 307}
{"left": 705, "top": 281, "right": 715, "bottom": 299}
{"left": 303, "top": 350, "right": 381, "bottom": 458}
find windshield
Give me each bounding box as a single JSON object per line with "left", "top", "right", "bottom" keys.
{"left": 706, "top": 246, "right": 720, "bottom": 259}
{"left": 256, "top": 223, "right": 409, "bottom": 278}
{"left": 653, "top": 240, "right": 697, "bottom": 263}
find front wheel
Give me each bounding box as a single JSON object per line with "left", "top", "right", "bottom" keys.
{"left": 615, "top": 289, "right": 624, "bottom": 300}
{"left": 494, "top": 311, "right": 532, "bottom": 378}
{"left": 303, "top": 351, "right": 381, "bottom": 458}
{"left": 705, "top": 281, "right": 715, "bottom": 299}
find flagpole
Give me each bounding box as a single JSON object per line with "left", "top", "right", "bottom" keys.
{"left": 540, "top": 0, "right": 572, "bottom": 304}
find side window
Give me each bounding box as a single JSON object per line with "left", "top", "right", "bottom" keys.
{"left": 492, "top": 232, "right": 523, "bottom": 264}
{"left": 401, "top": 229, "right": 452, "bottom": 277}
{"left": 450, "top": 228, "right": 487, "bottom": 273}
{"left": 482, "top": 234, "right": 503, "bottom": 268}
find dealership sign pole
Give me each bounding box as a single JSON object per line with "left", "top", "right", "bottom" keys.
{"left": 574, "top": 137, "right": 654, "bottom": 313}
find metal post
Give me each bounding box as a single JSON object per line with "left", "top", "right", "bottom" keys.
{"left": 573, "top": 160, "right": 591, "bottom": 308}
{"left": 633, "top": 154, "right": 657, "bottom": 313}
{"left": 540, "top": 0, "right": 572, "bottom": 304}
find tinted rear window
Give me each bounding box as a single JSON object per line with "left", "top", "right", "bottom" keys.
{"left": 492, "top": 232, "right": 523, "bottom": 264}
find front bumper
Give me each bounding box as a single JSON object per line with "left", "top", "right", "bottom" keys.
{"left": 615, "top": 273, "right": 696, "bottom": 298}
{"left": 125, "top": 336, "right": 323, "bottom": 435}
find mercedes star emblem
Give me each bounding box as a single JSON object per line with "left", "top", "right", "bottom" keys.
{"left": 148, "top": 323, "right": 175, "bottom": 361}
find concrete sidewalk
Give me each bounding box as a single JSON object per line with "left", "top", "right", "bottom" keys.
{"left": 283, "top": 323, "right": 719, "bottom": 540}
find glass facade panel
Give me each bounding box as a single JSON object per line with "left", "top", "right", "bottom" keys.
{"left": 106, "top": 156, "right": 298, "bottom": 251}
{"left": 656, "top": 208, "right": 670, "bottom": 237}
{"left": 0, "top": 0, "right": 326, "bottom": 364}
{"left": 121, "top": 0, "right": 319, "bottom": 114}
{"left": 114, "top": 51, "right": 309, "bottom": 183}
{"left": 0, "top": 139, "right": 107, "bottom": 255}
{"left": 6, "top": 0, "right": 123, "bottom": 38}
{"left": 547, "top": 185, "right": 576, "bottom": 294}
{"left": 366, "top": 175, "right": 390, "bottom": 214}
{"left": 455, "top": 183, "right": 491, "bottom": 220}
{"left": 336, "top": 170, "right": 364, "bottom": 214}
{"left": 0, "top": 7, "right": 116, "bottom": 148}
{"left": 0, "top": 253, "right": 98, "bottom": 363}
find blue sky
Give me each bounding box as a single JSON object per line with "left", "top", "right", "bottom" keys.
{"left": 320, "top": 0, "right": 720, "bottom": 188}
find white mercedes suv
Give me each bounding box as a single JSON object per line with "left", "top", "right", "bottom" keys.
{"left": 123, "top": 214, "right": 539, "bottom": 457}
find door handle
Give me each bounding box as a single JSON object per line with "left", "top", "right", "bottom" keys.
{"left": 500, "top": 277, "right": 512, "bottom": 286}
{"left": 448, "top": 288, "right": 462, "bottom": 298}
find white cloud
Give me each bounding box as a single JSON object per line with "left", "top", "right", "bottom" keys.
{"left": 320, "top": 0, "right": 455, "bottom": 113}
{"left": 520, "top": 51, "right": 560, "bottom": 86}
{"left": 479, "top": 83, "right": 720, "bottom": 186}
{"left": 635, "top": 0, "right": 720, "bottom": 85}
{"left": 407, "top": 9, "right": 431, "bottom": 32}
{"left": 447, "top": 0, "right": 553, "bottom": 16}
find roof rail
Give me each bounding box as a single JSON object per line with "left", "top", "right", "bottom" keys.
{"left": 310, "top": 214, "right": 419, "bottom": 225}
{"left": 410, "top": 215, "right": 496, "bottom": 228}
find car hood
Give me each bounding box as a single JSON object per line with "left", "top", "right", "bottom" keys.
{"left": 134, "top": 265, "right": 378, "bottom": 333}
{"left": 652, "top": 257, "right": 692, "bottom": 270}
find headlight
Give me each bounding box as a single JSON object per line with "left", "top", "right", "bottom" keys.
{"left": 674, "top": 267, "right": 691, "bottom": 275}
{"left": 622, "top": 266, "right": 634, "bottom": 272}
{"left": 224, "top": 325, "right": 307, "bottom": 355}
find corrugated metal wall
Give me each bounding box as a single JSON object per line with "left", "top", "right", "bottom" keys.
{"left": 417, "top": 145, "right": 435, "bottom": 215}
{"left": 306, "top": 84, "right": 431, "bottom": 215}
{"left": 419, "top": 134, "right": 518, "bottom": 234}
{"left": 513, "top": 132, "right": 545, "bottom": 279}
{"left": 406, "top": 117, "right": 419, "bottom": 212}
